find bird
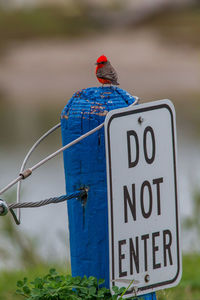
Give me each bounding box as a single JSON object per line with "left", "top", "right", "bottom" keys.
{"left": 95, "top": 55, "right": 119, "bottom": 86}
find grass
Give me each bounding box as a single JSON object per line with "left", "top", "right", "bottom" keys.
{"left": 157, "top": 254, "right": 200, "bottom": 300}
{"left": 0, "top": 255, "right": 200, "bottom": 299}
{"left": 0, "top": 264, "right": 68, "bottom": 300}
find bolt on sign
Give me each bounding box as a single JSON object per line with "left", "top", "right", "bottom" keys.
{"left": 105, "top": 100, "right": 182, "bottom": 297}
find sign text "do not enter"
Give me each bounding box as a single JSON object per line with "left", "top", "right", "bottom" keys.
{"left": 105, "top": 100, "right": 182, "bottom": 297}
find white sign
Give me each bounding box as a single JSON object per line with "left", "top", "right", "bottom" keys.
{"left": 105, "top": 100, "right": 181, "bottom": 297}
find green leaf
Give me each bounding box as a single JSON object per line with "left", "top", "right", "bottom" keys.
{"left": 98, "top": 278, "right": 105, "bottom": 286}
{"left": 16, "top": 269, "right": 117, "bottom": 300}
{"left": 49, "top": 268, "right": 57, "bottom": 275}
{"left": 17, "top": 280, "right": 24, "bottom": 287}
{"left": 23, "top": 285, "right": 31, "bottom": 295}
{"left": 31, "top": 287, "right": 43, "bottom": 297}
{"left": 88, "top": 276, "right": 98, "bottom": 287}
{"left": 119, "top": 287, "right": 126, "bottom": 294}
{"left": 112, "top": 285, "right": 119, "bottom": 294}
{"left": 111, "top": 295, "right": 118, "bottom": 300}
{"left": 16, "top": 289, "right": 25, "bottom": 295}
{"left": 89, "top": 286, "right": 96, "bottom": 295}
{"left": 73, "top": 276, "right": 81, "bottom": 285}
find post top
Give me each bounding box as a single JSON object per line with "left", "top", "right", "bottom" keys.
{"left": 61, "top": 86, "right": 137, "bottom": 122}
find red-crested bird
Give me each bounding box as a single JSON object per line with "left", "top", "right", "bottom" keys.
{"left": 95, "top": 55, "right": 119, "bottom": 86}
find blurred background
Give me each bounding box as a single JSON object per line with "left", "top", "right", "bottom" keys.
{"left": 0, "top": 0, "right": 200, "bottom": 298}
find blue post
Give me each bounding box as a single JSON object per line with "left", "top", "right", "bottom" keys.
{"left": 61, "top": 86, "right": 157, "bottom": 300}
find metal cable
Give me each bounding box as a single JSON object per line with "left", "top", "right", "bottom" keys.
{"left": 0, "top": 122, "right": 103, "bottom": 225}
{"left": 0, "top": 98, "right": 139, "bottom": 198}
{"left": 30, "top": 123, "right": 104, "bottom": 172}
{"left": 9, "top": 190, "right": 87, "bottom": 210}
{"left": 17, "top": 123, "right": 61, "bottom": 222}
{"left": 0, "top": 122, "right": 104, "bottom": 196}
{"left": 0, "top": 97, "right": 139, "bottom": 225}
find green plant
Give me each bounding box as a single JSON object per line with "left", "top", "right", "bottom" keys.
{"left": 16, "top": 268, "right": 134, "bottom": 300}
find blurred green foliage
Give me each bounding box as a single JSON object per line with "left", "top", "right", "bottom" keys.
{"left": 0, "top": 3, "right": 200, "bottom": 48}
{"left": 183, "top": 188, "right": 200, "bottom": 251}
{"left": 184, "top": 189, "right": 200, "bottom": 233}
{"left": 0, "top": 4, "right": 102, "bottom": 44}
{"left": 157, "top": 255, "right": 200, "bottom": 300}
{"left": 140, "top": 6, "right": 200, "bottom": 47}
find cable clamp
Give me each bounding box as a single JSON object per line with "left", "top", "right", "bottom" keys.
{"left": 0, "top": 199, "right": 8, "bottom": 216}
{"left": 19, "top": 168, "right": 32, "bottom": 179}
{"left": 79, "top": 186, "right": 89, "bottom": 206}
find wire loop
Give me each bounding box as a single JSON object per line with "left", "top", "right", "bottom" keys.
{"left": 0, "top": 96, "right": 139, "bottom": 225}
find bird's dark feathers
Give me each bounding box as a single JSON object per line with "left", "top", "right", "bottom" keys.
{"left": 96, "top": 61, "right": 119, "bottom": 85}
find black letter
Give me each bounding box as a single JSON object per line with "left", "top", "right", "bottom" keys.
{"left": 143, "top": 126, "right": 156, "bottom": 164}
{"left": 141, "top": 234, "right": 149, "bottom": 272}
{"left": 140, "top": 181, "right": 152, "bottom": 219}
{"left": 130, "top": 237, "right": 139, "bottom": 274}
{"left": 153, "top": 177, "right": 164, "bottom": 216}
{"left": 118, "top": 240, "right": 127, "bottom": 277}
{"left": 163, "top": 230, "right": 173, "bottom": 266}
{"left": 127, "top": 130, "right": 139, "bottom": 168}
{"left": 124, "top": 184, "right": 136, "bottom": 223}
{"left": 152, "top": 232, "right": 161, "bottom": 269}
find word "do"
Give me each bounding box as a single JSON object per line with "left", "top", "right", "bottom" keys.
{"left": 127, "top": 126, "right": 156, "bottom": 168}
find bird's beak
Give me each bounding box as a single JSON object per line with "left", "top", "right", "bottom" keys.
{"left": 95, "top": 62, "right": 98, "bottom": 65}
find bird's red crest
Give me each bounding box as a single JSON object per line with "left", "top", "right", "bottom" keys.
{"left": 96, "top": 55, "right": 107, "bottom": 64}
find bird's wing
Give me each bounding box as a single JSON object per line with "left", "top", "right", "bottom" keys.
{"left": 96, "top": 63, "right": 119, "bottom": 84}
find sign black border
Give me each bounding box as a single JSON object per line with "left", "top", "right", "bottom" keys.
{"left": 106, "top": 103, "right": 180, "bottom": 294}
